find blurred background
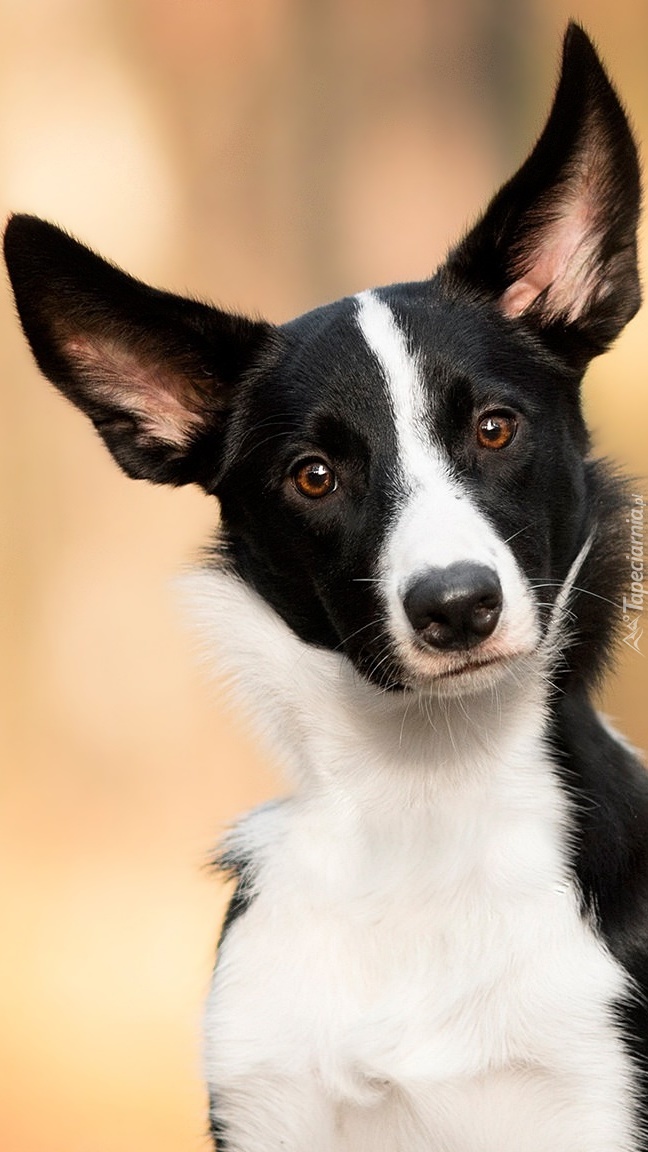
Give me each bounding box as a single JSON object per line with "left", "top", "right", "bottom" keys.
{"left": 1, "top": 1, "right": 647, "bottom": 1150}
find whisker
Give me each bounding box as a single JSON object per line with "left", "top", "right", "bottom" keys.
{"left": 364, "top": 643, "right": 400, "bottom": 690}
{"left": 334, "top": 616, "right": 388, "bottom": 652}
{"left": 535, "top": 601, "right": 578, "bottom": 622}
{"left": 530, "top": 581, "right": 620, "bottom": 611}
{"left": 235, "top": 413, "right": 296, "bottom": 453}
{"left": 240, "top": 429, "right": 295, "bottom": 468}
{"left": 399, "top": 693, "right": 414, "bottom": 748}
{"left": 503, "top": 522, "right": 535, "bottom": 545}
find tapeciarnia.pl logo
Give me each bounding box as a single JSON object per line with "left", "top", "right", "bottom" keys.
{"left": 622, "top": 492, "right": 645, "bottom": 655}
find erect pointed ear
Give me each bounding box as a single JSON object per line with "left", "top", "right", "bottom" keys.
{"left": 445, "top": 24, "right": 641, "bottom": 366}
{"left": 4, "top": 215, "right": 279, "bottom": 487}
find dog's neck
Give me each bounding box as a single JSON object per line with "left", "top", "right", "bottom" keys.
{"left": 183, "top": 567, "right": 554, "bottom": 813}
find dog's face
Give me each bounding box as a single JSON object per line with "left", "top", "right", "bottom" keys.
{"left": 4, "top": 25, "right": 640, "bottom": 697}
{"left": 214, "top": 283, "right": 587, "bottom": 695}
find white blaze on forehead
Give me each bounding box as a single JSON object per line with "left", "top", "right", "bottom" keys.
{"left": 355, "top": 288, "right": 480, "bottom": 575}
{"left": 355, "top": 289, "right": 435, "bottom": 484}
{"left": 354, "top": 289, "right": 473, "bottom": 559}
{"left": 354, "top": 290, "right": 539, "bottom": 671}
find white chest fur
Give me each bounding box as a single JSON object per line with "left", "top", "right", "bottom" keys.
{"left": 206, "top": 789, "right": 635, "bottom": 1150}
{"left": 185, "top": 570, "right": 638, "bottom": 1151}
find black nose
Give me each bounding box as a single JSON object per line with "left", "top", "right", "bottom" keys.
{"left": 403, "top": 563, "right": 503, "bottom": 650}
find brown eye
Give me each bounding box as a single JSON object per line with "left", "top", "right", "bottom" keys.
{"left": 292, "top": 458, "right": 337, "bottom": 499}
{"left": 476, "top": 410, "right": 517, "bottom": 450}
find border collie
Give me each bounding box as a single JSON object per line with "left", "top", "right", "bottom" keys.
{"left": 5, "top": 22, "right": 648, "bottom": 1152}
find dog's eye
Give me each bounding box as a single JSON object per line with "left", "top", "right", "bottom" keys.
{"left": 292, "top": 458, "right": 337, "bottom": 499}
{"left": 476, "top": 410, "right": 517, "bottom": 450}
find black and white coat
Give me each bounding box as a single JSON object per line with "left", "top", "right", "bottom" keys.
{"left": 5, "top": 24, "right": 648, "bottom": 1152}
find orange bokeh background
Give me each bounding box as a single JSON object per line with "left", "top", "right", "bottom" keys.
{"left": 1, "top": 3, "right": 647, "bottom": 1150}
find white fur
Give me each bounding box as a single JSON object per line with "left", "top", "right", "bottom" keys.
{"left": 354, "top": 290, "right": 431, "bottom": 484}
{"left": 540, "top": 530, "right": 594, "bottom": 660}
{"left": 182, "top": 567, "right": 638, "bottom": 1152}
{"left": 355, "top": 291, "right": 539, "bottom": 695}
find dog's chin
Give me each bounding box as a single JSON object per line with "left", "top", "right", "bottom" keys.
{"left": 399, "top": 645, "right": 536, "bottom": 699}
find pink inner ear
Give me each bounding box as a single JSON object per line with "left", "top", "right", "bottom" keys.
{"left": 500, "top": 191, "right": 602, "bottom": 323}
{"left": 64, "top": 336, "right": 206, "bottom": 447}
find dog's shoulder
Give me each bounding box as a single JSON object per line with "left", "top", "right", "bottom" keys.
{"left": 549, "top": 694, "right": 648, "bottom": 966}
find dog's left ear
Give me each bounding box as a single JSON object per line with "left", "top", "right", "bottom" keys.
{"left": 4, "top": 214, "right": 279, "bottom": 488}
{"left": 446, "top": 23, "right": 641, "bottom": 366}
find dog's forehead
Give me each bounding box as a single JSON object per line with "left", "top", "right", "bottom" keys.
{"left": 375, "top": 280, "right": 548, "bottom": 387}
{"left": 275, "top": 281, "right": 440, "bottom": 417}
{"left": 279, "top": 295, "right": 379, "bottom": 394}
{"left": 274, "top": 278, "right": 549, "bottom": 420}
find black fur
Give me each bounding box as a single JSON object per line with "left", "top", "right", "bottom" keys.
{"left": 209, "top": 1092, "right": 231, "bottom": 1152}
{"left": 215, "top": 850, "right": 257, "bottom": 949}
{"left": 549, "top": 692, "right": 648, "bottom": 1137}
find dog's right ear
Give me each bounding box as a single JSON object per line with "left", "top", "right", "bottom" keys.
{"left": 445, "top": 24, "right": 641, "bottom": 369}
{"left": 4, "top": 215, "right": 278, "bottom": 488}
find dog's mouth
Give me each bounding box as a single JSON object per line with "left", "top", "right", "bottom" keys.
{"left": 429, "top": 650, "right": 517, "bottom": 679}
{"left": 399, "top": 641, "right": 535, "bottom": 695}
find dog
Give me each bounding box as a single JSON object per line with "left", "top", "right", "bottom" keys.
{"left": 4, "top": 21, "right": 648, "bottom": 1152}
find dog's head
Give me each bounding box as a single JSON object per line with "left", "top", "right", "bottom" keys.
{"left": 4, "top": 25, "right": 640, "bottom": 698}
